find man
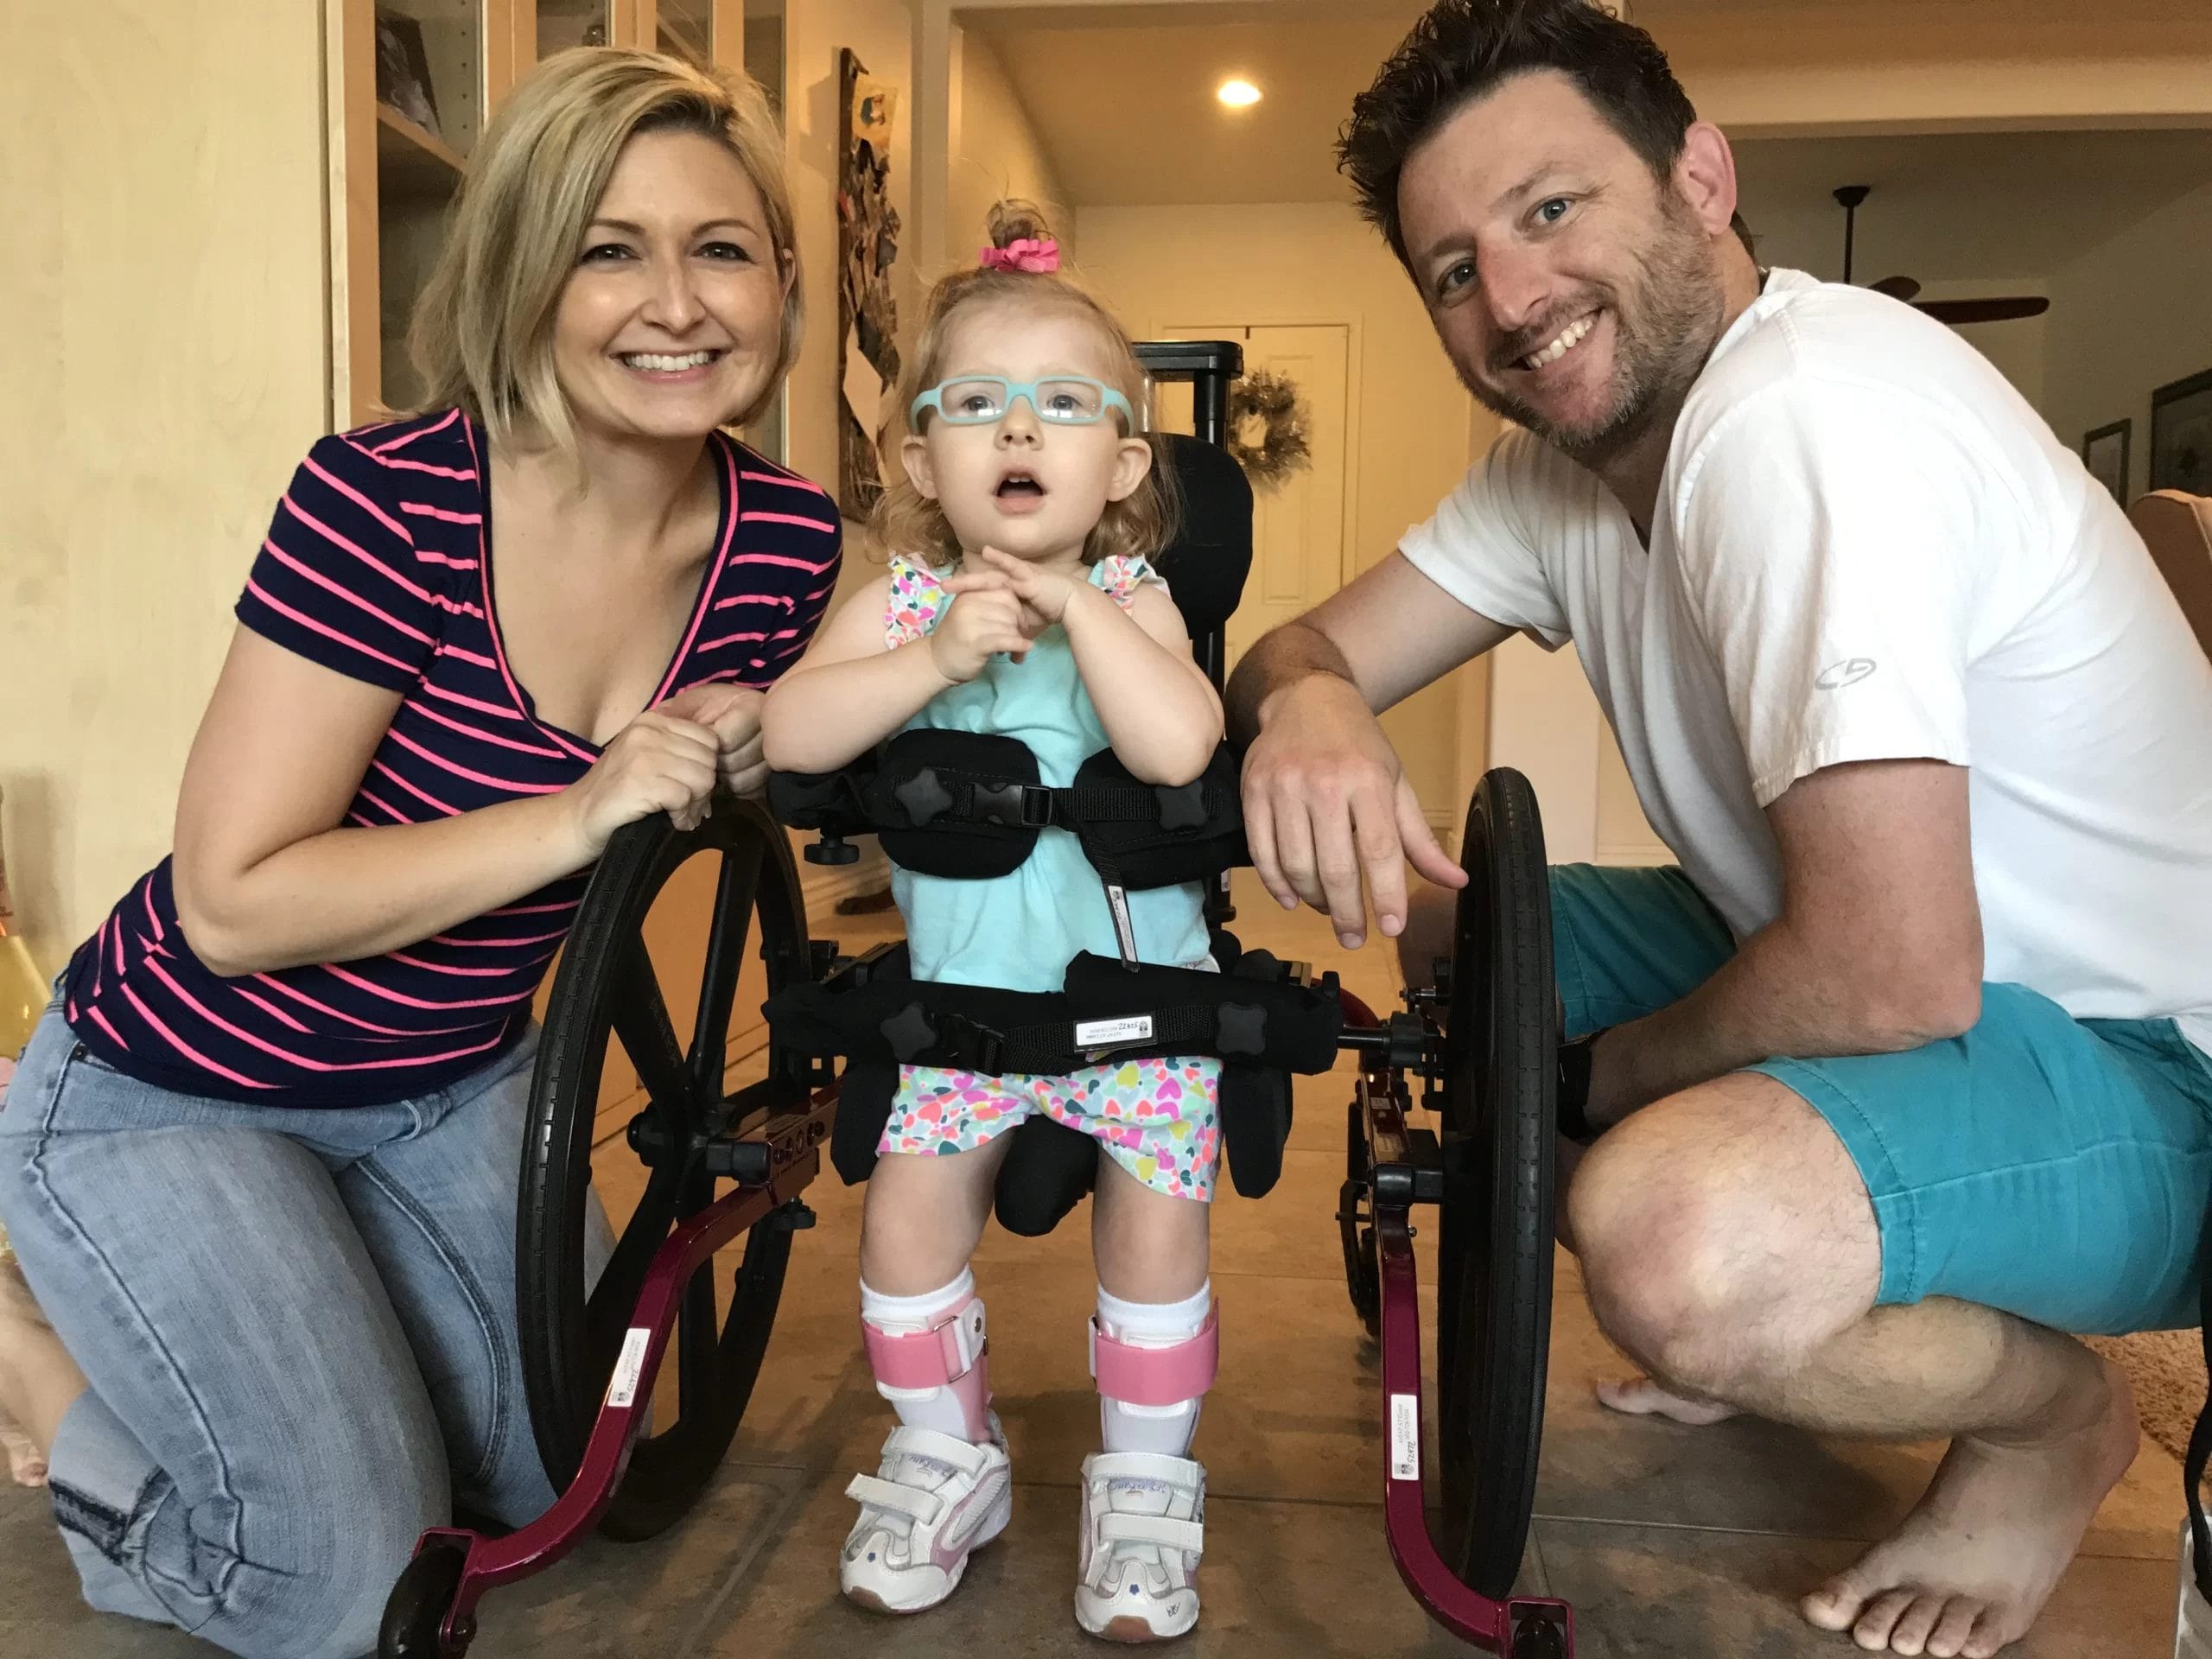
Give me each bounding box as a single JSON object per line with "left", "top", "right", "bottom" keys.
{"left": 1229, "top": 3, "right": 2212, "bottom": 1655}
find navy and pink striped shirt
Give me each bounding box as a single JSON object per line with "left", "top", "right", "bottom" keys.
{"left": 62, "top": 409, "right": 840, "bottom": 1108}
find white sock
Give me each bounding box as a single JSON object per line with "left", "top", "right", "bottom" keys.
{"left": 861, "top": 1269, "right": 978, "bottom": 1442}
{"left": 1096, "top": 1281, "right": 1211, "bottom": 1458}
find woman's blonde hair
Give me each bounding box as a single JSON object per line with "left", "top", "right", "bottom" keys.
{"left": 869, "top": 201, "right": 1179, "bottom": 569}
{"left": 409, "top": 48, "right": 801, "bottom": 454}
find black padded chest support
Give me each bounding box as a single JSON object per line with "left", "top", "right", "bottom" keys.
{"left": 767, "top": 728, "right": 1246, "bottom": 887}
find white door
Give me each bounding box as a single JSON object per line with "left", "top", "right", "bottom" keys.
{"left": 1158, "top": 324, "right": 1351, "bottom": 678}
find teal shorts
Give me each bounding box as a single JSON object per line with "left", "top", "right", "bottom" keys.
{"left": 1552, "top": 863, "right": 2212, "bottom": 1336}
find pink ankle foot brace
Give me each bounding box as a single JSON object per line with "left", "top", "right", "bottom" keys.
{"left": 862, "top": 1292, "right": 993, "bottom": 1443}
{"left": 1090, "top": 1305, "right": 1220, "bottom": 1407}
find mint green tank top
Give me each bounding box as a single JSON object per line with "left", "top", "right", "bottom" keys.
{"left": 882, "top": 552, "right": 1213, "bottom": 992}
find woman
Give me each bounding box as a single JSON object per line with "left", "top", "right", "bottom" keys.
{"left": 0, "top": 48, "right": 834, "bottom": 1657}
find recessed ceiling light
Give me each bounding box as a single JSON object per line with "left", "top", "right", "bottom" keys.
{"left": 1217, "top": 79, "right": 1262, "bottom": 109}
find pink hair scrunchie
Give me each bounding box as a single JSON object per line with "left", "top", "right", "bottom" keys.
{"left": 979, "top": 237, "right": 1059, "bottom": 274}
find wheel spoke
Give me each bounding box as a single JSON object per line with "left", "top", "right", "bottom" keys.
{"left": 587, "top": 1163, "right": 684, "bottom": 1371}
{"left": 676, "top": 1252, "right": 721, "bottom": 1425}
{"left": 612, "top": 940, "right": 691, "bottom": 1116}
{"left": 689, "top": 838, "right": 764, "bottom": 1102}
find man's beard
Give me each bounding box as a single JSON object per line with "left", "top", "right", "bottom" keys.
{"left": 1463, "top": 203, "right": 1725, "bottom": 471}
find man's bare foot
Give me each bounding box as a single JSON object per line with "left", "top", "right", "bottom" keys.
{"left": 1801, "top": 1357, "right": 2139, "bottom": 1657}
{"left": 1595, "top": 1374, "right": 1740, "bottom": 1426}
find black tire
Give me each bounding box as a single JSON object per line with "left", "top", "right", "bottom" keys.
{"left": 378, "top": 1541, "right": 469, "bottom": 1658}
{"left": 1512, "top": 1611, "right": 1570, "bottom": 1659}
{"left": 1433, "top": 768, "right": 1557, "bottom": 1600}
{"left": 518, "top": 799, "right": 810, "bottom": 1541}
{"left": 1338, "top": 1099, "right": 1381, "bottom": 1339}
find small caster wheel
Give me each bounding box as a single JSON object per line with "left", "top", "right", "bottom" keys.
{"left": 378, "top": 1541, "right": 471, "bottom": 1658}
{"left": 1511, "top": 1612, "right": 1567, "bottom": 1659}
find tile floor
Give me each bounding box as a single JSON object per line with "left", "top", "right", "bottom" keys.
{"left": 0, "top": 873, "right": 2183, "bottom": 1656}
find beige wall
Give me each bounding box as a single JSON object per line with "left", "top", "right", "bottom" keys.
{"left": 1077, "top": 201, "right": 1488, "bottom": 828}
{"left": 2043, "top": 178, "right": 2212, "bottom": 502}
{"left": 949, "top": 34, "right": 1075, "bottom": 265}
{"left": 0, "top": 4, "right": 331, "bottom": 971}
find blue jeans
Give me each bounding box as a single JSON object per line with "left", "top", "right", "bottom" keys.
{"left": 0, "top": 1002, "right": 601, "bottom": 1658}
{"left": 1553, "top": 864, "right": 2212, "bottom": 1335}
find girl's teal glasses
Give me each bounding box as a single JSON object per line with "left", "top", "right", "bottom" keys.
{"left": 911, "top": 375, "right": 1135, "bottom": 429}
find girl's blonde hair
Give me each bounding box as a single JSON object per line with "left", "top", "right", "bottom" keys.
{"left": 408, "top": 48, "right": 802, "bottom": 455}
{"left": 869, "top": 201, "right": 1179, "bottom": 569}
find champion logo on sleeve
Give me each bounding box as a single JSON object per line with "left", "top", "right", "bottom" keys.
{"left": 1815, "top": 658, "right": 1878, "bottom": 690}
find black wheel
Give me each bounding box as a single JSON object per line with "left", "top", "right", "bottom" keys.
{"left": 1511, "top": 1612, "right": 1569, "bottom": 1659}
{"left": 378, "top": 1541, "right": 468, "bottom": 1658}
{"left": 518, "top": 798, "right": 810, "bottom": 1541}
{"left": 1338, "top": 1099, "right": 1381, "bottom": 1339}
{"left": 1433, "top": 768, "right": 1557, "bottom": 1600}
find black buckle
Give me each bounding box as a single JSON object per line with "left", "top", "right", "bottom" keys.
{"left": 880, "top": 1002, "right": 1007, "bottom": 1071}
{"left": 971, "top": 779, "right": 1053, "bottom": 830}
{"left": 936, "top": 1011, "right": 1007, "bottom": 1072}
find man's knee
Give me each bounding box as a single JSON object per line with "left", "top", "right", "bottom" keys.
{"left": 1568, "top": 1117, "right": 1802, "bottom": 1395}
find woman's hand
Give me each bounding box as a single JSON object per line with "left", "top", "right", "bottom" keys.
{"left": 659, "top": 683, "right": 768, "bottom": 798}
{"left": 926, "top": 581, "right": 1039, "bottom": 683}
{"left": 564, "top": 709, "right": 721, "bottom": 853}
{"left": 946, "top": 546, "right": 1079, "bottom": 631}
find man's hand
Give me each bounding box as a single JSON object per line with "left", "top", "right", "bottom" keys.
{"left": 1241, "top": 675, "right": 1466, "bottom": 948}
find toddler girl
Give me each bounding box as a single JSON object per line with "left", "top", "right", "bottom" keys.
{"left": 762, "top": 203, "right": 1223, "bottom": 1642}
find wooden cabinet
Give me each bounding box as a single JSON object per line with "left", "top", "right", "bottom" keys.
{"left": 326, "top": 0, "right": 767, "bottom": 427}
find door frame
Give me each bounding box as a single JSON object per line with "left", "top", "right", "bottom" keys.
{"left": 1148, "top": 317, "right": 1365, "bottom": 598}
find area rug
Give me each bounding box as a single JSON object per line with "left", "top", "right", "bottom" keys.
{"left": 2089, "top": 1327, "right": 2204, "bottom": 1466}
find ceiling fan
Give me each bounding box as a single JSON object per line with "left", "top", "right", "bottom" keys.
{"left": 1833, "top": 184, "right": 2050, "bottom": 325}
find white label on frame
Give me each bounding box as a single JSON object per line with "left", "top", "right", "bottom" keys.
{"left": 1389, "top": 1393, "right": 1420, "bottom": 1482}
{"left": 1075, "top": 1014, "right": 1154, "bottom": 1046}
{"left": 607, "top": 1327, "right": 652, "bottom": 1409}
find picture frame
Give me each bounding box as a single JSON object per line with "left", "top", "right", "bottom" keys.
{"left": 2081, "top": 418, "right": 2131, "bottom": 505}
{"left": 373, "top": 14, "right": 442, "bottom": 137}
{"left": 2150, "top": 368, "right": 2212, "bottom": 497}
{"left": 836, "top": 49, "right": 901, "bottom": 518}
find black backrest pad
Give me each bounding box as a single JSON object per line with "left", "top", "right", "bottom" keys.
{"left": 1151, "top": 433, "right": 1255, "bottom": 639}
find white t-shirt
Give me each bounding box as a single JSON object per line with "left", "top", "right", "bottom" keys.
{"left": 1401, "top": 267, "right": 2212, "bottom": 1053}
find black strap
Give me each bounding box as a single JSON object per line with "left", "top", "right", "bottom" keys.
{"left": 880, "top": 998, "right": 1238, "bottom": 1074}
{"left": 2189, "top": 1198, "right": 2212, "bottom": 1599}
{"left": 766, "top": 948, "right": 1344, "bottom": 1079}
{"left": 902, "top": 766, "right": 1231, "bottom": 836}
{"left": 1557, "top": 1030, "right": 1605, "bottom": 1145}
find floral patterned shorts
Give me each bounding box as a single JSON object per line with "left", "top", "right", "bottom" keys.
{"left": 878, "top": 1055, "right": 1224, "bottom": 1202}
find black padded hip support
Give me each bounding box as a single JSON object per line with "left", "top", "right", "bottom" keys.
{"left": 764, "top": 944, "right": 1342, "bottom": 1078}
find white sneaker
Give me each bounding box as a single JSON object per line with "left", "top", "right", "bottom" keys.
{"left": 1074, "top": 1451, "right": 1206, "bottom": 1642}
{"left": 841, "top": 1417, "right": 1013, "bottom": 1614}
